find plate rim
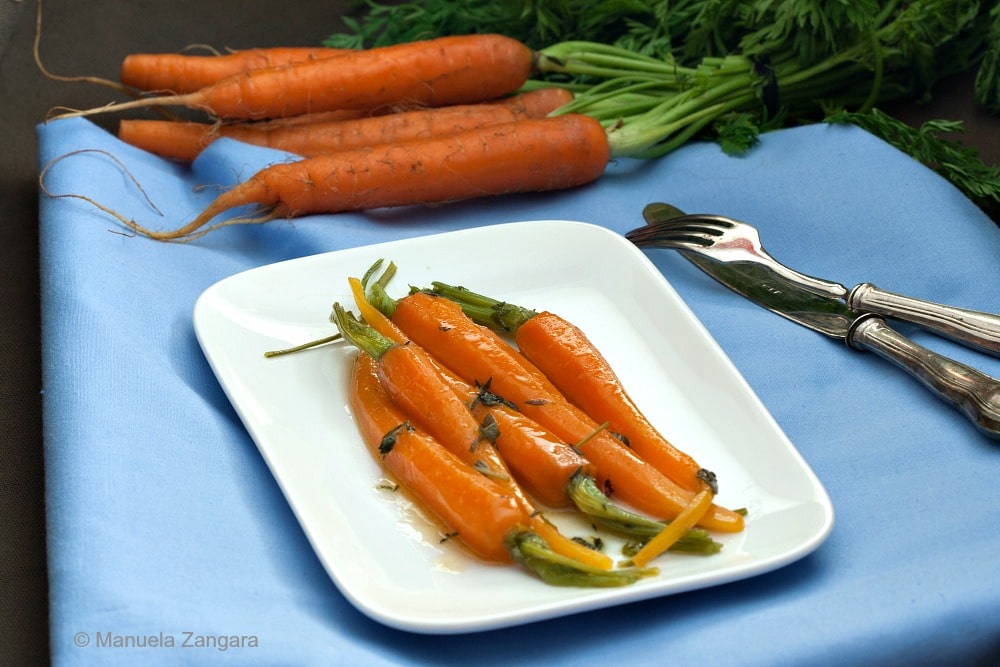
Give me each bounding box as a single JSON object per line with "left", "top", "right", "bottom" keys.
{"left": 193, "top": 219, "right": 834, "bottom": 634}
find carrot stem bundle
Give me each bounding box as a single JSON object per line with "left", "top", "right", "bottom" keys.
{"left": 116, "top": 87, "right": 574, "bottom": 162}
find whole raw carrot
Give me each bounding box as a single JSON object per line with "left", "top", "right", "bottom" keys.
{"left": 120, "top": 47, "right": 349, "bottom": 94}
{"left": 379, "top": 289, "right": 744, "bottom": 533}
{"left": 349, "top": 351, "right": 528, "bottom": 563}
{"left": 65, "top": 34, "right": 535, "bottom": 121}
{"left": 128, "top": 114, "right": 610, "bottom": 241}
{"left": 117, "top": 88, "right": 574, "bottom": 162}
{"left": 430, "top": 283, "right": 706, "bottom": 491}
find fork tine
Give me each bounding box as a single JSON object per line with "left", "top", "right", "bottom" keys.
{"left": 625, "top": 212, "right": 742, "bottom": 247}
{"left": 625, "top": 226, "right": 720, "bottom": 248}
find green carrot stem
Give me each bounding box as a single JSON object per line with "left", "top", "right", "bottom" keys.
{"left": 330, "top": 302, "right": 396, "bottom": 360}
{"left": 263, "top": 334, "right": 341, "bottom": 358}
{"left": 506, "top": 530, "right": 657, "bottom": 587}
{"left": 428, "top": 281, "right": 536, "bottom": 332}
{"left": 566, "top": 473, "right": 723, "bottom": 555}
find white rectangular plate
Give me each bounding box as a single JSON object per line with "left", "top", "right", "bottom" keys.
{"left": 193, "top": 220, "right": 833, "bottom": 634}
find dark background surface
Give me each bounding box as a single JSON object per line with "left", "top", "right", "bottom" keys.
{"left": 1, "top": 2, "right": 997, "bottom": 664}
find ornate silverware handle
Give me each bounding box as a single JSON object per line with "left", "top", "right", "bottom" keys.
{"left": 848, "top": 283, "right": 1000, "bottom": 357}
{"left": 848, "top": 315, "right": 1000, "bottom": 438}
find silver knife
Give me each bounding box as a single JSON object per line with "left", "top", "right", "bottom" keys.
{"left": 639, "top": 205, "right": 1000, "bottom": 438}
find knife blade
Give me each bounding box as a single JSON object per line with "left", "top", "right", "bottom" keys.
{"left": 640, "top": 206, "right": 1000, "bottom": 438}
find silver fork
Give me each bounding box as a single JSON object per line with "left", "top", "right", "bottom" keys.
{"left": 626, "top": 203, "right": 1000, "bottom": 356}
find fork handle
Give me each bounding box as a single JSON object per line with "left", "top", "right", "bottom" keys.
{"left": 847, "top": 282, "right": 1000, "bottom": 357}
{"left": 847, "top": 314, "right": 1000, "bottom": 438}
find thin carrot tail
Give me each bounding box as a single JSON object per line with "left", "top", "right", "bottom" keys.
{"left": 137, "top": 176, "right": 276, "bottom": 242}
{"left": 48, "top": 92, "right": 195, "bottom": 121}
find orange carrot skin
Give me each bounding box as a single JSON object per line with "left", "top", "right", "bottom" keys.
{"left": 375, "top": 342, "right": 516, "bottom": 487}
{"left": 498, "top": 87, "right": 573, "bottom": 116}
{"left": 191, "top": 34, "right": 535, "bottom": 120}
{"left": 388, "top": 292, "right": 743, "bottom": 533}
{"left": 120, "top": 47, "right": 348, "bottom": 94}
{"left": 117, "top": 88, "right": 574, "bottom": 162}
{"left": 349, "top": 353, "right": 528, "bottom": 563}
{"left": 471, "top": 400, "right": 594, "bottom": 508}
{"left": 118, "top": 120, "right": 213, "bottom": 162}
{"left": 355, "top": 278, "right": 591, "bottom": 509}
{"left": 515, "top": 311, "right": 704, "bottom": 491}
{"left": 205, "top": 114, "right": 609, "bottom": 224}
{"left": 412, "top": 340, "right": 594, "bottom": 509}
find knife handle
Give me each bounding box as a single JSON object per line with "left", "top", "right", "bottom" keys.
{"left": 847, "top": 282, "right": 1000, "bottom": 357}
{"left": 848, "top": 314, "right": 1000, "bottom": 438}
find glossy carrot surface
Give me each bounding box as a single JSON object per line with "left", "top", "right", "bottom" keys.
{"left": 387, "top": 291, "right": 743, "bottom": 533}
{"left": 349, "top": 353, "right": 528, "bottom": 563}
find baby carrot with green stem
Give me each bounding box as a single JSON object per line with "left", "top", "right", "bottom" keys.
{"left": 349, "top": 268, "right": 598, "bottom": 510}
{"left": 116, "top": 87, "right": 574, "bottom": 162}
{"left": 467, "top": 382, "right": 595, "bottom": 509}
{"left": 349, "top": 351, "right": 525, "bottom": 563}
{"left": 429, "top": 282, "right": 707, "bottom": 493}
{"left": 57, "top": 34, "right": 535, "bottom": 122}
{"left": 332, "top": 303, "right": 515, "bottom": 487}
{"left": 332, "top": 304, "right": 614, "bottom": 572}
{"left": 367, "top": 287, "right": 743, "bottom": 534}
{"left": 350, "top": 352, "right": 653, "bottom": 586}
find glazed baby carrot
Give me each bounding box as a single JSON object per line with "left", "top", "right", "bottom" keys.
{"left": 430, "top": 282, "right": 705, "bottom": 491}
{"left": 349, "top": 351, "right": 527, "bottom": 563}
{"left": 333, "top": 304, "right": 514, "bottom": 485}
{"left": 124, "top": 114, "right": 610, "bottom": 241}
{"left": 469, "top": 386, "right": 595, "bottom": 508}
{"left": 350, "top": 267, "right": 597, "bottom": 510}
{"left": 333, "top": 303, "right": 613, "bottom": 571}
{"left": 120, "top": 47, "right": 348, "bottom": 94}
{"left": 373, "top": 288, "right": 744, "bottom": 533}
{"left": 117, "top": 88, "right": 574, "bottom": 162}
{"left": 64, "top": 34, "right": 535, "bottom": 121}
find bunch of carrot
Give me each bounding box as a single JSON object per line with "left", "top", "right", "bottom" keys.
{"left": 53, "top": 35, "right": 616, "bottom": 241}
{"left": 307, "top": 261, "right": 745, "bottom": 585}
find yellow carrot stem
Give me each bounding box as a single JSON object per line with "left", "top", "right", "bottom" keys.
{"left": 630, "top": 486, "right": 715, "bottom": 568}
{"left": 531, "top": 516, "right": 613, "bottom": 571}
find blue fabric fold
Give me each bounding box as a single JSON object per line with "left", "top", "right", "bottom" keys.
{"left": 38, "top": 117, "right": 1000, "bottom": 666}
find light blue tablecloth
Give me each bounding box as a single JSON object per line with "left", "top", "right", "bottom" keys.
{"left": 38, "top": 117, "right": 1000, "bottom": 665}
